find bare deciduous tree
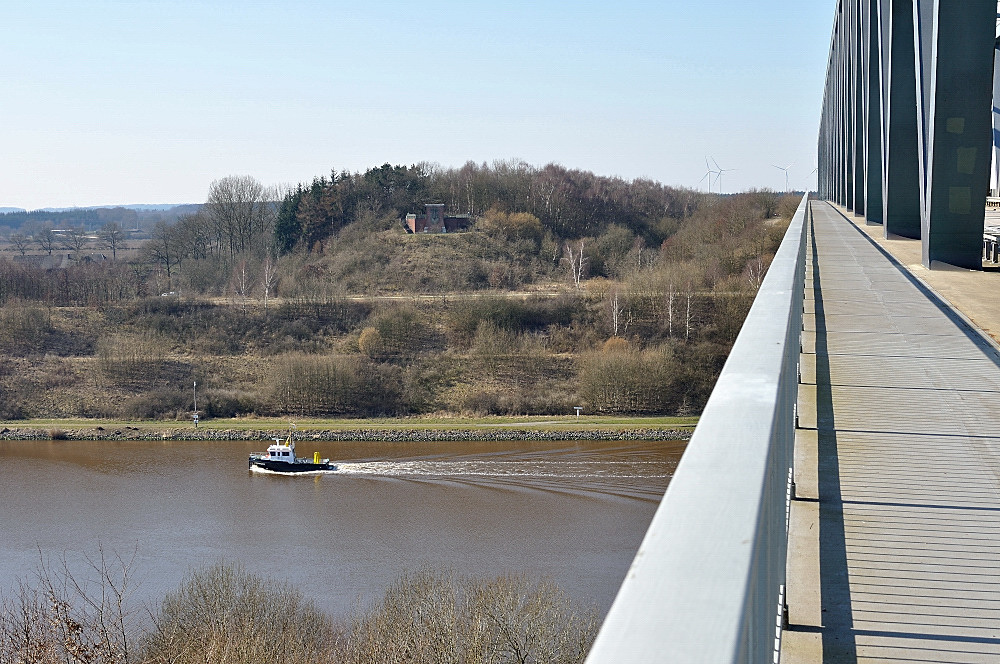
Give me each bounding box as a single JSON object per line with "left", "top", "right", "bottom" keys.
{"left": 127, "top": 258, "right": 150, "bottom": 298}
{"left": 563, "top": 240, "right": 587, "bottom": 288}
{"left": 667, "top": 282, "right": 675, "bottom": 338}
{"left": 100, "top": 222, "right": 125, "bottom": 260}
{"left": 632, "top": 236, "right": 646, "bottom": 271}
{"left": 260, "top": 255, "right": 278, "bottom": 311}
{"left": 745, "top": 255, "right": 767, "bottom": 290}
{"left": 609, "top": 289, "right": 633, "bottom": 337}
{"left": 0, "top": 546, "right": 140, "bottom": 664}
{"left": 33, "top": 224, "right": 56, "bottom": 255}
{"left": 63, "top": 227, "right": 91, "bottom": 259}
{"left": 146, "top": 221, "right": 179, "bottom": 287}
{"left": 231, "top": 259, "right": 251, "bottom": 314}
{"left": 685, "top": 286, "right": 695, "bottom": 341}
{"left": 206, "top": 175, "right": 276, "bottom": 260}
{"left": 9, "top": 232, "right": 30, "bottom": 256}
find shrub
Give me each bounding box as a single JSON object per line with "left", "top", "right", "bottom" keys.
{"left": 0, "top": 551, "right": 139, "bottom": 664}
{"left": 396, "top": 355, "right": 463, "bottom": 414}
{"left": 267, "top": 353, "right": 403, "bottom": 416}
{"left": 602, "top": 336, "right": 630, "bottom": 353}
{"left": 453, "top": 379, "right": 577, "bottom": 417}
{"left": 471, "top": 320, "right": 520, "bottom": 372}
{"left": 126, "top": 295, "right": 188, "bottom": 318}
{"left": 0, "top": 301, "right": 52, "bottom": 355}
{"left": 276, "top": 299, "right": 371, "bottom": 334}
{"left": 143, "top": 563, "right": 335, "bottom": 664}
{"left": 39, "top": 356, "right": 79, "bottom": 389}
{"left": 369, "top": 304, "right": 436, "bottom": 357}
{"left": 202, "top": 390, "right": 255, "bottom": 418}
{"left": 357, "top": 326, "right": 384, "bottom": 358}
{"left": 457, "top": 387, "right": 503, "bottom": 416}
{"left": 0, "top": 395, "right": 25, "bottom": 420}
{"left": 447, "top": 296, "right": 530, "bottom": 343}
{"left": 340, "top": 570, "right": 598, "bottom": 664}
{"left": 579, "top": 344, "right": 679, "bottom": 414}
{"left": 1, "top": 561, "right": 596, "bottom": 664}
{"left": 175, "top": 257, "right": 230, "bottom": 295}
{"left": 122, "top": 389, "right": 190, "bottom": 419}
{"left": 451, "top": 347, "right": 578, "bottom": 416}
{"left": 447, "top": 294, "right": 578, "bottom": 345}
{"left": 280, "top": 318, "right": 317, "bottom": 341}
{"left": 589, "top": 224, "right": 636, "bottom": 278}
{"left": 478, "top": 209, "right": 544, "bottom": 245}
{"left": 96, "top": 331, "right": 167, "bottom": 386}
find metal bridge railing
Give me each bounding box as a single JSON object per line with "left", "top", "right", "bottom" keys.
{"left": 586, "top": 192, "right": 809, "bottom": 664}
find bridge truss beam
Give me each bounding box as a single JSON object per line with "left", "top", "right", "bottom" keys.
{"left": 819, "top": 0, "right": 995, "bottom": 268}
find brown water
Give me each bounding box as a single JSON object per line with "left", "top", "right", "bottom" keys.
{"left": 0, "top": 438, "right": 683, "bottom": 617}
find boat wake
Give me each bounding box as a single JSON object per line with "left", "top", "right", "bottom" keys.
{"left": 249, "top": 453, "right": 676, "bottom": 501}
{"left": 250, "top": 459, "right": 670, "bottom": 479}
{"left": 329, "top": 458, "right": 675, "bottom": 502}
{"left": 333, "top": 459, "right": 672, "bottom": 479}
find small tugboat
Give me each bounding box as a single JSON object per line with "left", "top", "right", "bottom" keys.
{"left": 249, "top": 432, "right": 336, "bottom": 473}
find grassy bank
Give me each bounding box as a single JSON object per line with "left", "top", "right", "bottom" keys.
{"left": 0, "top": 414, "right": 697, "bottom": 441}
{"left": 4, "top": 414, "right": 697, "bottom": 431}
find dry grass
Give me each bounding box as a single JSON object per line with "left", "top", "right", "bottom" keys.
{"left": 0, "top": 266, "right": 744, "bottom": 421}
{"left": 4, "top": 414, "right": 697, "bottom": 434}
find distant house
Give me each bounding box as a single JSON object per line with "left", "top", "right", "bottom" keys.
{"left": 404, "top": 203, "right": 472, "bottom": 234}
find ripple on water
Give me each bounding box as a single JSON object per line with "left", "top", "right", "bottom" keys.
{"left": 0, "top": 438, "right": 685, "bottom": 618}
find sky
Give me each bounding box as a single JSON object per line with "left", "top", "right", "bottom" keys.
{"left": 0, "top": 1, "right": 834, "bottom": 210}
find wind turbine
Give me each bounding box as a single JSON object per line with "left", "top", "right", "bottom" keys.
{"left": 772, "top": 162, "right": 794, "bottom": 192}
{"left": 699, "top": 157, "right": 719, "bottom": 193}
{"left": 804, "top": 167, "right": 818, "bottom": 192}
{"left": 711, "top": 157, "right": 736, "bottom": 194}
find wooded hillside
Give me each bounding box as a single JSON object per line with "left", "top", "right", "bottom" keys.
{"left": 0, "top": 162, "right": 797, "bottom": 421}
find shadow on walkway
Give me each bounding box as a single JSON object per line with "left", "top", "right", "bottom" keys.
{"left": 787, "top": 207, "right": 858, "bottom": 662}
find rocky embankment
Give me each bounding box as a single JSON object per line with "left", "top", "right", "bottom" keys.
{"left": 0, "top": 426, "right": 692, "bottom": 442}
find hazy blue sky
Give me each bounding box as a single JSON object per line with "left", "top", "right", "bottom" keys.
{"left": 1, "top": 1, "right": 833, "bottom": 210}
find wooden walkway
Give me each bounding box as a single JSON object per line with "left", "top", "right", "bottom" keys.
{"left": 785, "top": 200, "right": 1000, "bottom": 663}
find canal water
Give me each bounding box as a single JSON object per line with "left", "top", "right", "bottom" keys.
{"left": 0, "top": 438, "right": 683, "bottom": 618}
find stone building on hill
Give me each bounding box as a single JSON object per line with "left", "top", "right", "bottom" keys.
{"left": 403, "top": 203, "right": 472, "bottom": 234}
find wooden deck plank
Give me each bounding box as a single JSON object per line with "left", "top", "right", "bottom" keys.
{"left": 783, "top": 201, "right": 1000, "bottom": 663}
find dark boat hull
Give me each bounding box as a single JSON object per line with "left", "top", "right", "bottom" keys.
{"left": 249, "top": 457, "right": 336, "bottom": 473}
